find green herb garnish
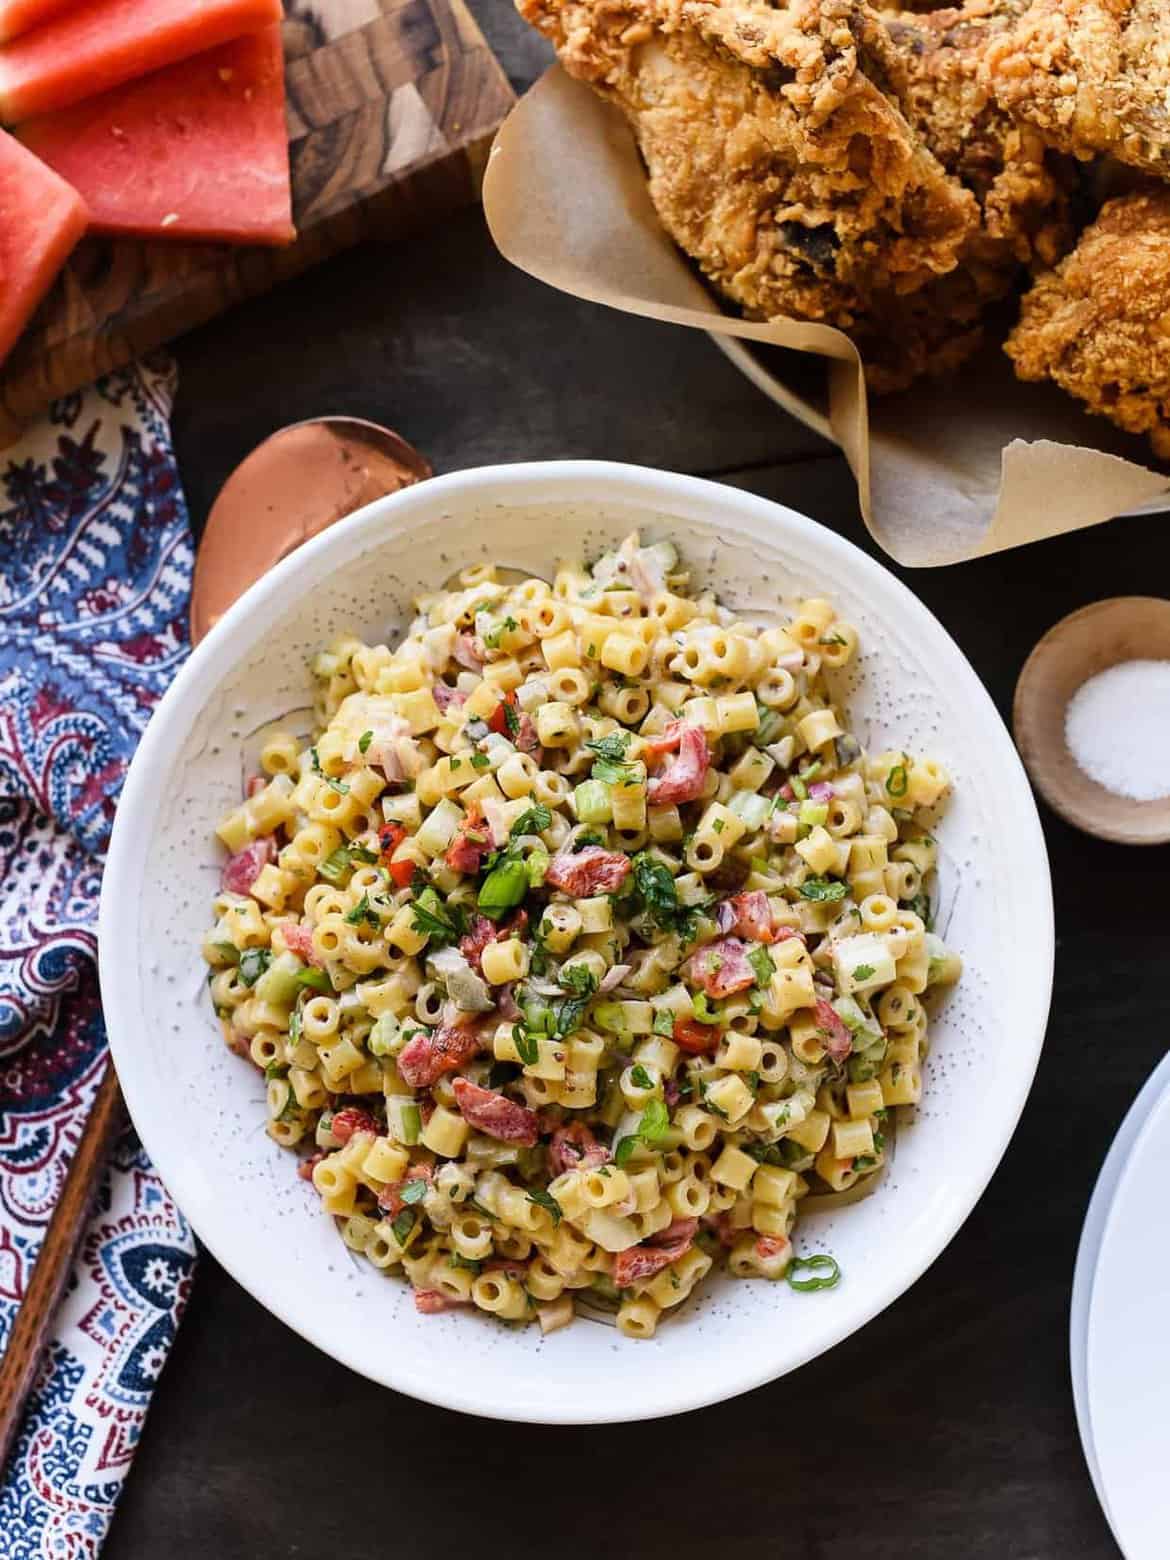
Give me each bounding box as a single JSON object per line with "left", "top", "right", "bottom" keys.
{"left": 630, "top": 1063, "right": 655, "bottom": 1090}
{"left": 398, "top": 1179, "right": 428, "bottom": 1205}
{"left": 358, "top": 730, "right": 373, "bottom": 754}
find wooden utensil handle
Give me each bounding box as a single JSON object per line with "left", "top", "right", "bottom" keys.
{"left": 0, "top": 1060, "right": 125, "bottom": 1470}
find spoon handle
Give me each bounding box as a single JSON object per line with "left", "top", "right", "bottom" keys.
{"left": 0, "top": 1060, "right": 125, "bottom": 1469}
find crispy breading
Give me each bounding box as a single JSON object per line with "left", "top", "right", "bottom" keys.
{"left": 981, "top": 0, "right": 1170, "bottom": 178}
{"left": 518, "top": 0, "right": 980, "bottom": 330}
{"left": 874, "top": 0, "right": 1079, "bottom": 270}
{"left": 1005, "top": 189, "right": 1170, "bottom": 459}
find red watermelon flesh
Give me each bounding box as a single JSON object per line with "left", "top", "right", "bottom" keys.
{"left": 0, "top": 0, "right": 282, "bottom": 123}
{"left": 0, "top": 126, "right": 87, "bottom": 364}
{"left": 19, "top": 26, "right": 294, "bottom": 246}
{"left": 0, "top": 0, "right": 78, "bottom": 44}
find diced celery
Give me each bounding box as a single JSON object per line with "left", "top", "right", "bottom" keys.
{"left": 386, "top": 1096, "right": 421, "bottom": 1145}
{"left": 525, "top": 847, "right": 549, "bottom": 888}
{"left": 368, "top": 1012, "right": 403, "bottom": 1057}
{"left": 798, "top": 799, "right": 828, "bottom": 828}
{"left": 592, "top": 1000, "right": 629, "bottom": 1034}
{"left": 318, "top": 846, "right": 353, "bottom": 887}
{"left": 574, "top": 779, "right": 613, "bottom": 825}
{"left": 255, "top": 951, "right": 304, "bottom": 1007}
{"left": 728, "top": 790, "right": 772, "bottom": 830}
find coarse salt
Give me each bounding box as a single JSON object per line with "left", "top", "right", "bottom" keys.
{"left": 1065, "top": 659, "right": 1170, "bottom": 801}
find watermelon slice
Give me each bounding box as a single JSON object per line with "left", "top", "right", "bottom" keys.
{"left": 20, "top": 27, "right": 294, "bottom": 245}
{"left": 0, "top": 0, "right": 283, "bottom": 122}
{"left": 0, "top": 0, "right": 78, "bottom": 44}
{"left": 0, "top": 127, "right": 87, "bottom": 364}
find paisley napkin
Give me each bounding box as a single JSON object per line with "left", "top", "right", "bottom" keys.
{"left": 0, "top": 357, "right": 198, "bottom": 1558}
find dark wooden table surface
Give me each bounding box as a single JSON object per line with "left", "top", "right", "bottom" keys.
{"left": 103, "top": 6, "right": 1169, "bottom": 1554}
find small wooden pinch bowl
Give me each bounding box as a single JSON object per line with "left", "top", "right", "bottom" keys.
{"left": 1013, "top": 596, "right": 1170, "bottom": 846}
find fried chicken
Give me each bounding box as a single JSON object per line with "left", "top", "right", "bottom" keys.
{"left": 518, "top": 0, "right": 980, "bottom": 332}
{"left": 1005, "top": 188, "right": 1170, "bottom": 459}
{"left": 874, "top": 0, "right": 1079, "bottom": 270}
{"left": 982, "top": 0, "right": 1170, "bottom": 179}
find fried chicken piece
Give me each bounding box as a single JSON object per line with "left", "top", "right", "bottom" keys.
{"left": 518, "top": 0, "right": 980, "bottom": 331}
{"left": 982, "top": 0, "right": 1170, "bottom": 178}
{"left": 874, "top": 0, "right": 1078, "bottom": 271}
{"left": 1005, "top": 189, "right": 1170, "bottom": 459}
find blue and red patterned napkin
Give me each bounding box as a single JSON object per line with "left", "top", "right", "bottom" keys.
{"left": 0, "top": 357, "right": 198, "bottom": 1557}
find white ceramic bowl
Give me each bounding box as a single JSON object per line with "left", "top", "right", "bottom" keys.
{"left": 100, "top": 461, "right": 1053, "bottom": 1423}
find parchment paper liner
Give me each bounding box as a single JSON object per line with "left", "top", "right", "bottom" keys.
{"left": 483, "top": 66, "right": 1170, "bottom": 567}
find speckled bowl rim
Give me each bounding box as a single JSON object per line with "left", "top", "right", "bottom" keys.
{"left": 100, "top": 461, "right": 1054, "bottom": 1422}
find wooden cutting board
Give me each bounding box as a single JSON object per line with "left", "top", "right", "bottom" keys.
{"left": 0, "top": 0, "right": 515, "bottom": 444}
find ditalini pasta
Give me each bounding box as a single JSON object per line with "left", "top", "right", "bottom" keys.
{"left": 203, "top": 534, "right": 961, "bottom": 1338}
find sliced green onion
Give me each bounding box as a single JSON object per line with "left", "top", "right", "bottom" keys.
{"left": 786, "top": 1253, "right": 841, "bottom": 1292}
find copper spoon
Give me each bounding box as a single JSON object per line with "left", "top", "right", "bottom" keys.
{"left": 190, "top": 416, "right": 432, "bottom": 644}
{"left": 0, "top": 418, "right": 430, "bottom": 1468}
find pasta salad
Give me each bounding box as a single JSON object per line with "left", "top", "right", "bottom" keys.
{"left": 203, "top": 533, "right": 960, "bottom": 1339}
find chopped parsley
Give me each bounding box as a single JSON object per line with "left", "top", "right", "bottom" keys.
{"left": 630, "top": 850, "right": 705, "bottom": 939}
{"left": 511, "top": 803, "right": 552, "bottom": 838}
{"left": 503, "top": 701, "right": 520, "bottom": 738}
{"left": 747, "top": 945, "right": 775, "bottom": 986}
{"left": 559, "top": 964, "right": 599, "bottom": 998}
{"left": 652, "top": 1008, "right": 676, "bottom": 1037}
{"left": 886, "top": 760, "right": 909, "bottom": 799}
{"left": 390, "top": 1208, "right": 417, "bottom": 1247}
{"left": 469, "top": 752, "right": 491, "bottom": 770}
{"left": 483, "top": 616, "right": 519, "bottom": 650}
{"left": 344, "top": 893, "right": 380, "bottom": 928}
{"left": 586, "top": 732, "right": 632, "bottom": 763}
{"left": 237, "top": 948, "right": 272, "bottom": 987}
{"left": 526, "top": 1188, "right": 563, "bottom": 1226}
{"left": 614, "top": 1098, "right": 670, "bottom": 1166}
{"left": 358, "top": 729, "right": 373, "bottom": 754}
{"left": 904, "top": 890, "right": 935, "bottom": 931}
{"left": 410, "top": 887, "right": 465, "bottom": 947}
{"left": 798, "top": 876, "right": 848, "bottom": 903}
{"left": 851, "top": 963, "right": 876, "bottom": 982}
{"left": 512, "top": 1024, "right": 540, "bottom": 1066}
{"left": 630, "top": 1063, "right": 655, "bottom": 1090}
